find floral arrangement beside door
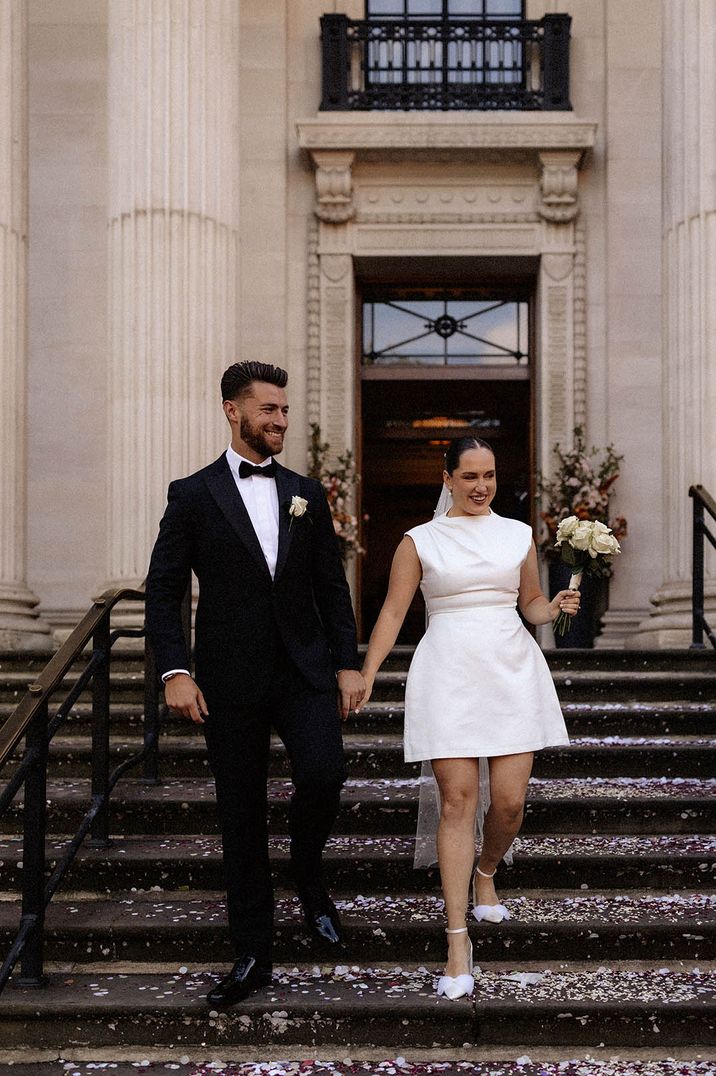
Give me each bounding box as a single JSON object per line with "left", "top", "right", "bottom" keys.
{"left": 308, "top": 423, "right": 365, "bottom": 562}
{"left": 537, "top": 427, "right": 627, "bottom": 647}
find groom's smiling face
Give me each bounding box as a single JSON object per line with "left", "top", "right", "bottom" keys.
{"left": 226, "top": 381, "right": 289, "bottom": 462}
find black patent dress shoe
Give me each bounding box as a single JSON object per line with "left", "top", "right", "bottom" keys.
{"left": 206, "top": 955, "right": 273, "bottom": 1008}
{"left": 298, "top": 885, "right": 343, "bottom": 944}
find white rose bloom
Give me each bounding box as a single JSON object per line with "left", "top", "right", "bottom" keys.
{"left": 591, "top": 530, "right": 620, "bottom": 555}
{"left": 555, "top": 516, "right": 579, "bottom": 544}
{"left": 570, "top": 520, "right": 593, "bottom": 550}
{"left": 289, "top": 495, "right": 308, "bottom": 518}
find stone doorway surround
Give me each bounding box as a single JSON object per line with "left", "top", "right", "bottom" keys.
{"left": 296, "top": 113, "right": 596, "bottom": 626}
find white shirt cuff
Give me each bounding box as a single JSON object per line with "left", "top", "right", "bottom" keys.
{"left": 161, "top": 668, "right": 191, "bottom": 682}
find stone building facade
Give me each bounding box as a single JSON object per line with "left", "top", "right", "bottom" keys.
{"left": 1, "top": 0, "right": 714, "bottom": 649}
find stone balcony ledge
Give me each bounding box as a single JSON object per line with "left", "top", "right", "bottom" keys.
{"left": 297, "top": 111, "right": 597, "bottom": 163}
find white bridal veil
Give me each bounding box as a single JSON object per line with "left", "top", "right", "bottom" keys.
{"left": 412, "top": 482, "right": 513, "bottom": 870}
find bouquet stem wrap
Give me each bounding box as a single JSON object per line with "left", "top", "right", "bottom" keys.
{"left": 553, "top": 571, "right": 583, "bottom": 637}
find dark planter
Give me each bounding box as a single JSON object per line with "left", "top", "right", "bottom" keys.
{"left": 548, "top": 560, "right": 609, "bottom": 648}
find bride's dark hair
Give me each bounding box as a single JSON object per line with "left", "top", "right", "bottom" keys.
{"left": 444, "top": 436, "right": 494, "bottom": 475}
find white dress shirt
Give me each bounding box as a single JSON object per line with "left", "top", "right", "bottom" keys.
{"left": 225, "top": 445, "right": 280, "bottom": 577}
{"left": 161, "top": 445, "right": 280, "bottom": 683}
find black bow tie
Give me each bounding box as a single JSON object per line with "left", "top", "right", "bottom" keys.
{"left": 238, "top": 459, "right": 276, "bottom": 479}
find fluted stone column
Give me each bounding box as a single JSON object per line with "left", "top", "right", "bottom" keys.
{"left": 633, "top": 0, "right": 716, "bottom": 646}
{"left": 0, "top": 1, "right": 51, "bottom": 649}
{"left": 107, "top": 0, "right": 240, "bottom": 593}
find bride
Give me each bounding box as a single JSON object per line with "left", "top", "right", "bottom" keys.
{"left": 357, "top": 436, "right": 580, "bottom": 1000}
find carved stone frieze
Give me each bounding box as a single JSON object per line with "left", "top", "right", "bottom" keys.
{"left": 355, "top": 226, "right": 539, "bottom": 254}
{"left": 356, "top": 182, "right": 537, "bottom": 218}
{"left": 297, "top": 115, "right": 597, "bottom": 155}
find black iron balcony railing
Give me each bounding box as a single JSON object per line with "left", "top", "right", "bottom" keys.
{"left": 690, "top": 484, "right": 716, "bottom": 650}
{"left": 320, "top": 12, "right": 571, "bottom": 112}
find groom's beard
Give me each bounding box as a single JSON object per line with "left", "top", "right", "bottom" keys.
{"left": 240, "top": 414, "right": 285, "bottom": 459}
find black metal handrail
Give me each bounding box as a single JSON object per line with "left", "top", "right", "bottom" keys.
{"left": 320, "top": 12, "right": 571, "bottom": 112}
{"left": 689, "top": 485, "right": 716, "bottom": 650}
{"left": 0, "top": 584, "right": 189, "bottom": 993}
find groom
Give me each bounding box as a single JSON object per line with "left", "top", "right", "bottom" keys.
{"left": 145, "top": 361, "right": 364, "bottom": 1007}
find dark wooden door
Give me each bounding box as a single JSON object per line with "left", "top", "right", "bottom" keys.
{"left": 359, "top": 377, "right": 532, "bottom": 642}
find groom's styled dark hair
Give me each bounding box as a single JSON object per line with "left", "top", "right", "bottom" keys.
{"left": 221, "top": 361, "right": 288, "bottom": 402}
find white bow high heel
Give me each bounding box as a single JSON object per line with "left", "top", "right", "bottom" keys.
{"left": 436, "top": 926, "right": 475, "bottom": 1000}
{"left": 472, "top": 864, "right": 510, "bottom": 924}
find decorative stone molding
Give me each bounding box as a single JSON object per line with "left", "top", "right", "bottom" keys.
{"left": 306, "top": 218, "right": 321, "bottom": 426}
{"left": 297, "top": 114, "right": 597, "bottom": 156}
{"left": 106, "top": 0, "right": 239, "bottom": 592}
{"left": 572, "top": 222, "right": 587, "bottom": 428}
{"left": 357, "top": 211, "right": 539, "bottom": 225}
{"left": 300, "top": 114, "right": 594, "bottom": 227}
{"left": 313, "top": 151, "right": 355, "bottom": 223}
{"left": 301, "top": 113, "right": 593, "bottom": 569}
{"left": 0, "top": 1, "right": 51, "bottom": 648}
{"left": 538, "top": 151, "right": 581, "bottom": 222}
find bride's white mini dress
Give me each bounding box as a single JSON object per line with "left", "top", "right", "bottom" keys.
{"left": 404, "top": 510, "right": 569, "bottom": 762}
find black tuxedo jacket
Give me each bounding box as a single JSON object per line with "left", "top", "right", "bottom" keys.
{"left": 145, "top": 454, "right": 360, "bottom": 708}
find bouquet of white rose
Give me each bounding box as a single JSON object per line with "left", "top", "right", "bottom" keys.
{"left": 552, "top": 516, "right": 622, "bottom": 636}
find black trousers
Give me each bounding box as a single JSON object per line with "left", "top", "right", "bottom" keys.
{"left": 202, "top": 658, "right": 346, "bottom": 963}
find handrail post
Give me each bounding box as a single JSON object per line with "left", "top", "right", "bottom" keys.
{"left": 88, "top": 616, "right": 112, "bottom": 846}
{"left": 143, "top": 636, "right": 160, "bottom": 784}
{"left": 16, "top": 700, "right": 49, "bottom": 986}
{"left": 320, "top": 14, "right": 350, "bottom": 110}
{"left": 691, "top": 492, "right": 706, "bottom": 649}
{"left": 541, "top": 13, "right": 571, "bottom": 110}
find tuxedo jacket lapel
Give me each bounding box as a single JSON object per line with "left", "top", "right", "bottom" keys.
{"left": 274, "top": 464, "right": 300, "bottom": 582}
{"left": 204, "top": 455, "right": 273, "bottom": 581}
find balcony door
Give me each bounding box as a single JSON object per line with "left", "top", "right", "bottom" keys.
{"left": 358, "top": 285, "right": 533, "bottom": 643}
{"left": 364, "top": 0, "right": 527, "bottom": 105}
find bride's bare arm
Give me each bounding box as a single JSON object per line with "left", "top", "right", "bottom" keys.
{"left": 518, "top": 541, "right": 580, "bottom": 625}
{"left": 357, "top": 536, "right": 422, "bottom": 710}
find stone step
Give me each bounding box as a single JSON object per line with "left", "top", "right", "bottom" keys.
{"left": 1, "top": 961, "right": 713, "bottom": 1049}
{"left": 0, "top": 1059, "right": 715, "bottom": 1076}
{"left": 0, "top": 833, "right": 712, "bottom": 892}
{"left": 368, "top": 670, "right": 716, "bottom": 703}
{"left": 3, "top": 700, "right": 715, "bottom": 740}
{"left": 3, "top": 646, "right": 715, "bottom": 671}
{"left": 6, "top": 732, "right": 713, "bottom": 780}
{"left": 0, "top": 890, "right": 712, "bottom": 965}
{"left": 3, "top": 776, "right": 712, "bottom": 837}
{"left": 1, "top": 664, "right": 715, "bottom": 706}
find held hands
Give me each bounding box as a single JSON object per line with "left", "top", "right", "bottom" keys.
{"left": 164, "top": 673, "right": 208, "bottom": 725}
{"left": 337, "top": 669, "right": 366, "bottom": 720}
{"left": 354, "top": 672, "right": 374, "bottom": 713}
{"left": 549, "top": 588, "right": 581, "bottom": 623}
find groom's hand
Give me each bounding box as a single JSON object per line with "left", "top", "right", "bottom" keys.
{"left": 164, "top": 674, "right": 208, "bottom": 725}
{"left": 337, "top": 669, "right": 365, "bottom": 721}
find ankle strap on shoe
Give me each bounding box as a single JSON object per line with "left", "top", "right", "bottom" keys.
{"left": 475, "top": 864, "right": 496, "bottom": 879}
{"left": 445, "top": 926, "right": 468, "bottom": 935}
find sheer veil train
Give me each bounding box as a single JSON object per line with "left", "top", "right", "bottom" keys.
{"left": 412, "top": 483, "right": 513, "bottom": 870}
